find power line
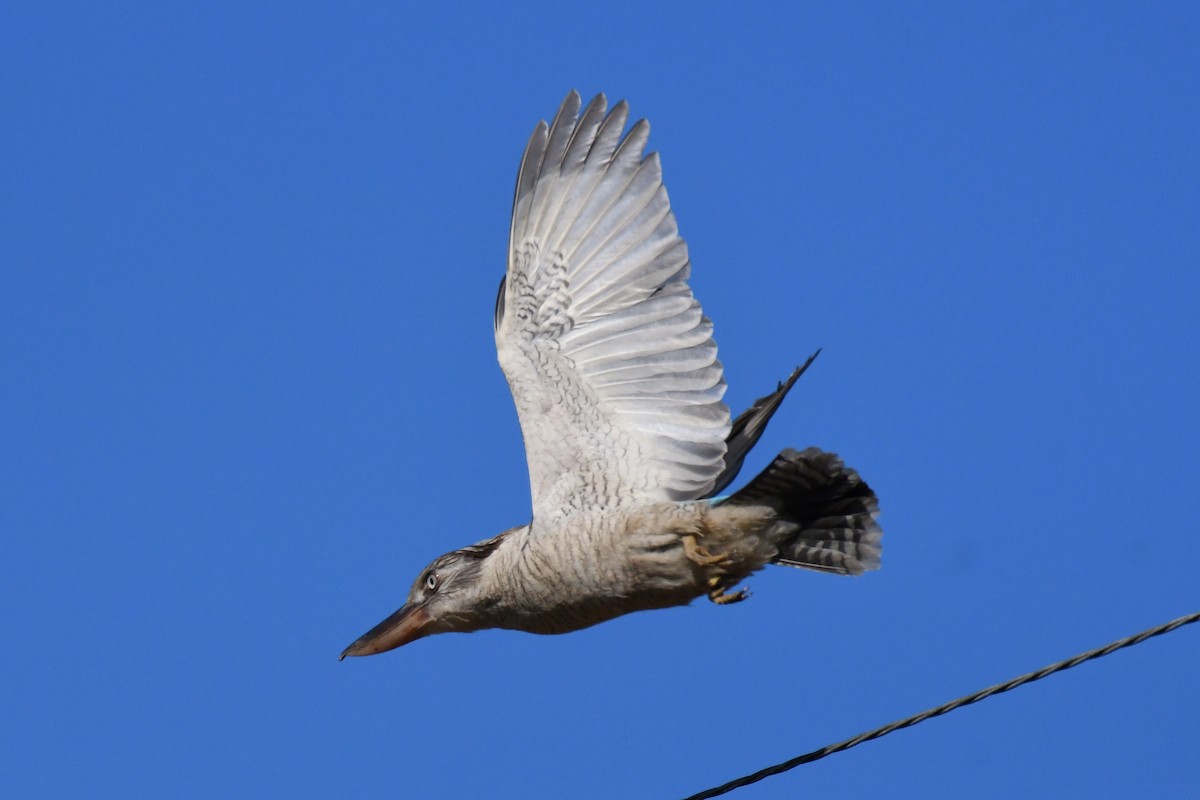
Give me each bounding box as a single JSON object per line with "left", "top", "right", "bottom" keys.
{"left": 681, "top": 609, "right": 1200, "bottom": 800}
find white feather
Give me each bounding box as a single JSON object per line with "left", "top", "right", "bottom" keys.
{"left": 496, "top": 92, "right": 730, "bottom": 520}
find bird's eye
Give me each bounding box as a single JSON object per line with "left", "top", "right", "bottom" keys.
{"left": 425, "top": 572, "right": 439, "bottom": 592}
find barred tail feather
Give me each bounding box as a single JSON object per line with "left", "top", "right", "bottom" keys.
{"left": 721, "top": 447, "right": 882, "bottom": 575}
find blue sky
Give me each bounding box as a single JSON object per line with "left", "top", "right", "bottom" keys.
{"left": 3, "top": 3, "right": 1198, "bottom": 798}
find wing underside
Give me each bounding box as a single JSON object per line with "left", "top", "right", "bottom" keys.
{"left": 496, "top": 92, "right": 731, "bottom": 520}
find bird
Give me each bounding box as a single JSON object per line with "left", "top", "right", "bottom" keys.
{"left": 340, "top": 91, "right": 881, "bottom": 659}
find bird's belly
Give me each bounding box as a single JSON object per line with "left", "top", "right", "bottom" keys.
{"left": 498, "top": 502, "right": 779, "bottom": 635}
{"left": 499, "top": 505, "right": 752, "bottom": 635}
{"left": 497, "top": 579, "right": 700, "bottom": 635}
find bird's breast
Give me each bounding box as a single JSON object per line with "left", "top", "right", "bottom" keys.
{"left": 490, "top": 503, "right": 764, "bottom": 635}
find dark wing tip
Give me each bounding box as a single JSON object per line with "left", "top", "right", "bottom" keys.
{"left": 705, "top": 349, "right": 822, "bottom": 498}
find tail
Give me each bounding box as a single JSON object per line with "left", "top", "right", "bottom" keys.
{"left": 720, "top": 447, "right": 882, "bottom": 575}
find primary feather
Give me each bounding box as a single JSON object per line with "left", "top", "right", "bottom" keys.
{"left": 496, "top": 91, "right": 730, "bottom": 520}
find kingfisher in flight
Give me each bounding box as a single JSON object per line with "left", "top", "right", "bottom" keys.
{"left": 341, "top": 92, "right": 881, "bottom": 658}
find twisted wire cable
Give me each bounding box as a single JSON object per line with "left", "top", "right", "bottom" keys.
{"left": 682, "top": 610, "right": 1200, "bottom": 800}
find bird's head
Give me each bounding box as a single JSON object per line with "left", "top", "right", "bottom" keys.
{"left": 340, "top": 532, "right": 509, "bottom": 659}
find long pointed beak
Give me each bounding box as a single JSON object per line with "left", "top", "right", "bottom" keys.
{"left": 340, "top": 603, "right": 432, "bottom": 659}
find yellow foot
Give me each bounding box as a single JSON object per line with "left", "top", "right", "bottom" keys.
{"left": 681, "top": 533, "right": 730, "bottom": 568}
{"left": 707, "top": 576, "right": 749, "bottom": 605}
{"left": 681, "top": 534, "right": 749, "bottom": 604}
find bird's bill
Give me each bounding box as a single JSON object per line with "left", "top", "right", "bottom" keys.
{"left": 340, "top": 603, "right": 432, "bottom": 659}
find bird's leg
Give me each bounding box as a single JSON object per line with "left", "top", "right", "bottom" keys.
{"left": 681, "top": 531, "right": 749, "bottom": 605}
{"left": 707, "top": 576, "right": 750, "bottom": 605}
{"left": 680, "top": 532, "right": 729, "bottom": 567}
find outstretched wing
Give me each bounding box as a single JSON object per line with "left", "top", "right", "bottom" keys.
{"left": 495, "top": 92, "right": 730, "bottom": 522}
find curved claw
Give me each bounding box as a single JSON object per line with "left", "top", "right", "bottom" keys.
{"left": 707, "top": 577, "right": 750, "bottom": 605}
